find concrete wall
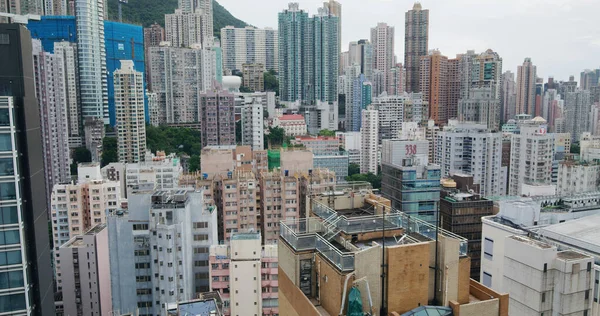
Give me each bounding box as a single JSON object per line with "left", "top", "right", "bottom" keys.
{"left": 201, "top": 149, "right": 234, "bottom": 177}
{"left": 451, "top": 299, "right": 500, "bottom": 316}
{"left": 280, "top": 150, "right": 313, "bottom": 173}
{"left": 354, "top": 244, "right": 382, "bottom": 314}
{"left": 315, "top": 254, "right": 351, "bottom": 316}
{"left": 278, "top": 266, "right": 320, "bottom": 316}
{"left": 96, "top": 227, "right": 112, "bottom": 315}
{"left": 386, "top": 242, "right": 430, "bottom": 314}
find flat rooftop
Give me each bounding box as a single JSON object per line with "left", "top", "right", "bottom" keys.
{"left": 539, "top": 214, "right": 600, "bottom": 255}
{"left": 557, "top": 250, "right": 589, "bottom": 261}
{"left": 509, "top": 235, "right": 553, "bottom": 249}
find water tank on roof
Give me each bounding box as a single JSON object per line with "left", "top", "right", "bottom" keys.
{"left": 222, "top": 76, "right": 241, "bottom": 92}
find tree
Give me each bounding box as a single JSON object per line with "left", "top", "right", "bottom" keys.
{"left": 264, "top": 70, "right": 279, "bottom": 95}
{"left": 101, "top": 137, "right": 118, "bottom": 167}
{"left": 570, "top": 142, "right": 580, "bottom": 155}
{"left": 265, "top": 127, "right": 285, "bottom": 148}
{"left": 146, "top": 125, "right": 202, "bottom": 157}
{"left": 71, "top": 146, "right": 92, "bottom": 175}
{"left": 236, "top": 120, "right": 242, "bottom": 144}
{"left": 345, "top": 172, "right": 382, "bottom": 189}
{"left": 348, "top": 163, "right": 360, "bottom": 177}
{"left": 318, "top": 129, "right": 336, "bottom": 137}
{"left": 189, "top": 155, "right": 200, "bottom": 172}
{"left": 240, "top": 86, "right": 253, "bottom": 93}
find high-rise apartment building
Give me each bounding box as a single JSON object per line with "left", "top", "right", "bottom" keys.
{"left": 75, "top": 0, "right": 108, "bottom": 123}
{"left": 508, "top": 117, "right": 555, "bottom": 195}
{"left": 347, "top": 39, "right": 373, "bottom": 80}
{"left": 360, "top": 107, "right": 378, "bottom": 174}
{"left": 242, "top": 63, "right": 265, "bottom": 92}
{"left": 435, "top": 122, "right": 505, "bottom": 196}
{"left": 52, "top": 41, "right": 81, "bottom": 147}
{"left": 565, "top": 89, "right": 591, "bottom": 142}
{"left": 500, "top": 71, "right": 516, "bottom": 123}
{"left": 371, "top": 93, "right": 405, "bottom": 141}
{"left": 59, "top": 224, "right": 111, "bottom": 316}
{"left": 108, "top": 190, "right": 218, "bottom": 315}
{"left": 0, "top": 23, "right": 55, "bottom": 315}
{"left": 580, "top": 69, "right": 600, "bottom": 90}
{"left": 323, "top": 0, "right": 341, "bottom": 73}
{"left": 200, "top": 89, "right": 235, "bottom": 147}
{"left": 404, "top": 2, "right": 429, "bottom": 93}
{"left": 221, "top": 26, "right": 278, "bottom": 72}
{"left": 420, "top": 50, "right": 460, "bottom": 125}
{"left": 31, "top": 39, "right": 71, "bottom": 207}
{"left": 258, "top": 170, "right": 302, "bottom": 244}
{"left": 457, "top": 87, "right": 500, "bottom": 130}
{"left": 84, "top": 117, "right": 105, "bottom": 162}
{"left": 143, "top": 23, "right": 165, "bottom": 90}
{"left": 51, "top": 163, "right": 121, "bottom": 290}
{"left": 114, "top": 60, "right": 146, "bottom": 163}
{"left": 345, "top": 66, "right": 372, "bottom": 132}
{"left": 516, "top": 58, "right": 537, "bottom": 115}
{"left": 389, "top": 63, "right": 406, "bottom": 95}
{"left": 177, "top": 0, "right": 213, "bottom": 41}
{"left": 148, "top": 45, "right": 218, "bottom": 124}
{"left": 470, "top": 49, "right": 503, "bottom": 98}
{"left": 165, "top": 9, "right": 208, "bottom": 48}
{"left": 278, "top": 3, "right": 339, "bottom": 104}
{"left": 370, "top": 22, "right": 394, "bottom": 95}
{"left": 209, "top": 234, "right": 279, "bottom": 315}
{"left": 241, "top": 99, "right": 264, "bottom": 151}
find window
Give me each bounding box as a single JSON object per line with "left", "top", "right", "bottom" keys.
{"left": 0, "top": 158, "right": 14, "bottom": 176}
{"left": 194, "top": 247, "right": 208, "bottom": 254}
{"left": 194, "top": 260, "right": 208, "bottom": 267}
{"left": 541, "top": 292, "right": 545, "bottom": 302}
{"left": 135, "top": 263, "right": 150, "bottom": 269}
{"left": 134, "top": 250, "right": 150, "bottom": 256}
{"left": 0, "top": 109, "right": 10, "bottom": 126}
{"left": 0, "top": 230, "right": 19, "bottom": 245}
{"left": 482, "top": 272, "right": 492, "bottom": 287}
{"left": 193, "top": 222, "right": 208, "bottom": 229}
{"left": 483, "top": 238, "right": 493, "bottom": 260}
{"left": 0, "top": 271, "right": 24, "bottom": 289}
{"left": 0, "top": 250, "right": 21, "bottom": 266}
{"left": 0, "top": 182, "right": 16, "bottom": 200}
{"left": 194, "top": 234, "right": 209, "bottom": 241}
{"left": 0, "top": 206, "right": 17, "bottom": 225}
{"left": 0, "top": 134, "right": 12, "bottom": 152}
{"left": 135, "top": 276, "right": 151, "bottom": 282}
{"left": 133, "top": 224, "right": 148, "bottom": 230}
{"left": 543, "top": 263, "right": 547, "bottom": 273}
{"left": 136, "top": 288, "right": 152, "bottom": 295}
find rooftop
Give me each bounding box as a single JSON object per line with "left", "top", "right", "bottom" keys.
{"left": 509, "top": 235, "right": 553, "bottom": 249}
{"left": 86, "top": 223, "right": 106, "bottom": 235}
{"left": 556, "top": 250, "right": 589, "bottom": 260}
{"left": 231, "top": 233, "right": 260, "bottom": 240}
{"left": 539, "top": 214, "right": 600, "bottom": 254}
{"left": 279, "top": 114, "right": 304, "bottom": 121}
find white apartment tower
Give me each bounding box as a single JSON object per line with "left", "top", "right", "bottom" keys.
{"left": 178, "top": 0, "right": 213, "bottom": 35}
{"left": 371, "top": 92, "right": 405, "bottom": 141}
{"left": 221, "top": 26, "right": 279, "bottom": 72}
{"left": 508, "top": 117, "right": 555, "bottom": 196}
{"left": 148, "top": 45, "right": 218, "bottom": 123}
{"left": 51, "top": 163, "right": 121, "bottom": 290}
{"left": 241, "top": 99, "right": 264, "bottom": 151}
{"left": 360, "top": 107, "right": 379, "bottom": 174}
{"left": 31, "top": 39, "right": 71, "bottom": 207}
{"left": 370, "top": 22, "right": 394, "bottom": 95}
{"left": 75, "top": 0, "right": 108, "bottom": 123}
{"left": 53, "top": 41, "right": 81, "bottom": 147}
{"left": 114, "top": 60, "right": 146, "bottom": 163}
{"left": 165, "top": 9, "right": 209, "bottom": 48}
{"left": 435, "top": 122, "right": 505, "bottom": 196}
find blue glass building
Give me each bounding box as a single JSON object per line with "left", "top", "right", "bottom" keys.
{"left": 27, "top": 16, "right": 148, "bottom": 125}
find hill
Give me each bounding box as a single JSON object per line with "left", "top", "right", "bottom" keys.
{"left": 106, "top": 0, "right": 249, "bottom": 38}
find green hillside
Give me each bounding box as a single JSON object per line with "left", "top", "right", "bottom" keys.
{"left": 107, "top": 0, "right": 249, "bottom": 38}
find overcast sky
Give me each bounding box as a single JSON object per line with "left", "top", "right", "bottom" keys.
{"left": 218, "top": 0, "right": 600, "bottom": 81}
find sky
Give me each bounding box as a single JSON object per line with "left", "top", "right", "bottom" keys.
{"left": 218, "top": 0, "right": 600, "bottom": 81}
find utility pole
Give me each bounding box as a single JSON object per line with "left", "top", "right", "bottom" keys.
{"left": 118, "top": 0, "right": 128, "bottom": 22}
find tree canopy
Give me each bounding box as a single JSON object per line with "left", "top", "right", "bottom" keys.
{"left": 71, "top": 146, "right": 92, "bottom": 175}
{"left": 265, "top": 127, "right": 285, "bottom": 148}
{"left": 101, "top": 137, "right": 118, "bottom": 167}
{"left": 146, "top": 125, "right": 202, "bottom": 157}
{"left": 346, "top": 172, "right": 382, "bottom": 189}
{"left": 264, "top": 70, "right": 279, "bottom": 95}
{"left": 318, "top": 129, "right": 336, "bottom": 137}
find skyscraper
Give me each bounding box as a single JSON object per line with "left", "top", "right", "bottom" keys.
{"left": 31, "top": 39, "right": 71, "bottom": 208}
{"left": 565, "top": 89, "right": 591, "bottom": 142}
{"left": 500, "top": 70, "right": 516, "bottom": 123}
{"left": 404, "top": 2, "right": 429, "bottom": 93}
{"left": 53, "top": 41, "right": 81, "bottom": 147}
{"left": 75, "top": 0, "right": 108, "bottom": 123}
{"left": 0, "top": 23, "right": 55, "bottom": 315}
{"left": 457, "top": 88, "right": 501, "bottom": 130}
{"left": 165, "top": 9, "right": 207, "bottom": 48}
{"left": 516, "top": 57, "right": 537, "bottom": 115}
{"left": 114, "top": 60, "right": 146, "bottom": 163}
{"left": 370, "top": 22, "right": 394, "bottom": 94}
{"left": 419, "top": 50, "right": 449, "bottom": 125}
{"left": 580, "top": 69, "right": 600, "bottom": 90}
{"left": 221, "top": 26, "right": 278, "bottom": 73}
{"left": 148, "top": 45, "right": 218, "bottom": 124}
{"left": 143, "top": 23, "right": 165, "bottom": 90}
{"left": 323, "top": 0, "right": 342, "bottom": 74}
{"left": 278, "top": 3, "right": 308, "bottom": 102}
{"left": 200, "top": 90, "right": 235, "bottom": 147}
{"left": 241, "top": 99, "right": 264, "bottom": 151}
{"left": 178, "top": 0, "right": 213, "bottom": 38}
{"left": 435, "top": 122, "right": 505, "bottom": 196}
{"left": 278, "top": 3, "right": 338, "bottom": 104}
{"left": 360, "top": 107, "right": 378, "bottom": 174}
